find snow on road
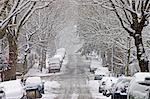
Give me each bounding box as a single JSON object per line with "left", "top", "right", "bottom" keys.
{"left": 42, "top": 81, "right": 60, "bottom": 99}
{"left": 26, "top": 54, "right": 110, "bottom": 99}
{"left": 88, "top": 80, "right": 110, "bottom": 99}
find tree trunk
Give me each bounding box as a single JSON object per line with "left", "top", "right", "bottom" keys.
{"left": 23, "top": 54, "right": 27, "bottom": 75}
{"left": 40, "top": 48, "right": 46, "bottom": 72}
{"left": 4, "top": 33, "right": 17, "bottom": 81}
{"left": 106, "top": 49, "right": 112, "bottom": 71}
{"left": 126, "top": 37, "right": 131, "bottom": 76}
{"left": 101, "top": 51, "right": 107, "bottom": 66}
{"left": 134, "top": 33, "right": 149, "bottom": 72}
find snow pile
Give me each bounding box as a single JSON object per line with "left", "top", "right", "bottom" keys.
{"left": 88, "top": 80, "right": 99, "bottom": 93}
{"left": 42, "top": 81, "right": 60, "bottom": 99}
{"left": 25, "top": 61, "right": 53, "bottom": 77}
{"left": 44, "top": 81, "right": 60, "bottom": 90}
{"left": 25, "top": 65, "right": 49, "bottom": 77}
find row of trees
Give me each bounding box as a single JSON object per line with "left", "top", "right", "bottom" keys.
{"left": 77, "top": 0, "right": 150, "bottom": 75}
{"left": 0, "top": 0, "right": 69, "bottom": 81}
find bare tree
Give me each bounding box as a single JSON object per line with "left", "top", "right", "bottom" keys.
{"left": 99, "top": 0, "right": 150, "bottom": 72}
{"left": 17, "top": 0, "right": 69, "bottom": 73}
{"left": 0, "top": 0, "right": 54, "bottom": 80}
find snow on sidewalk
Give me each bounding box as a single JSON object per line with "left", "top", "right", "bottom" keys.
{"left": 88, "top": 80, "right": 110, "bottom": 99}
{"left": 26, "top": 55, "right": 68, "bottom": 77}
{"left": 25, "top": 61, "right": 53, "bottom": 77}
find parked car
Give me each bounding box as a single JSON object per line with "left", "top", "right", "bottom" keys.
{"left": 25, "top": 77, "right": 44, "bottom": 98}
{"left": 0, "top": 79, "right": 26, "bottom": 99}
{"left": 102, "top": 77, "right": 118, "bottom": 97}
{"left": 47, "top": 57, "right": 61, "bottom": 73}
{"left": 94, "top": 67, "right": 109, "bottom": 80}
{"left": 127, "top": 72, "right": 150, "bottom": 99}
{"left": 99, "top": 77, "right": 110, "bottom": 93}
{"left": 111, "top": 76, "right": 132, "bottom": 99}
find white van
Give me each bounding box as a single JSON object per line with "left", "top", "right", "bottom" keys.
{"left": 127, "top": 72, "right": 150, "bottom": 99}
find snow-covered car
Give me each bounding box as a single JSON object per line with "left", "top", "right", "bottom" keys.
{"left": 25, "top": 77, "right": 44, "bottom": 98}
{"left": 0, "top": 79, "right": 26, "bottom": 99}
{"left": 94, "top": 67, "right": 109, "bottom": 80}
{"left": 102, "top": 77, "right": 118, "bottom": 97}
{"left": 90, "top": 60, "right": 102, "bottom": 73}
{"left": 47, "top": 57, "right": 61, "bottom": 73}
{"left": 111, "top": 76, "right": 132, "bottom": 99}
{"left": 127, "top": 72, "right": 150, "bottom": 99}
{"left": 99, "top": 77, "right": 110, "bottom": 93}
{"left": 53, "top": 54, "right": 64, "bottom": 65}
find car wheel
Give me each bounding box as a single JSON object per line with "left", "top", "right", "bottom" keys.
{"left": 48, "top": 69, "right": 51, "bottom": 73}
{"left": 99, "top": 87, "right": 102, "bottom": 93}
{"left": 103, "top": 91, "right": 107, "bottom": 96}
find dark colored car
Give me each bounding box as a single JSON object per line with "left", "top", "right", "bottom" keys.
{"left": 94, "top": 75, "right": 105, "bottom": 80}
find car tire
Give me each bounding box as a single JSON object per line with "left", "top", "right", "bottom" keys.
{"left": 103, "top": 91, "right": 106, "bottom": 96}
{"left": 111, "top": 95, "right": 114, "bottom": 99}
{"left": 48, "top": 69, "right": 50, "bottom": 73}
{"left": 99, "top": 87, "right": 102, "bottom": 93}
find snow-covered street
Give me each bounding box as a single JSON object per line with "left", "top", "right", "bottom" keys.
{"left": 29, "top": 54, "right": 110, "bottom": 99}
{"left": 0, "top": 0, "right": 150, "bottom": 99}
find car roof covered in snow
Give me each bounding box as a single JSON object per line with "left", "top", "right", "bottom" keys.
{"left": 133, "top": 72, "right": 150, "bottom": 82}
{"left": 94, "top": 67, "right": 109, "bottom": 75}
{"left": 26, "top": 76, "right": 42, "bottom": 85}
{"left": 53, "top": 55, "right": 63, "bottom": 60}
{"left": 0, "top": 79, "right": 24, "bottom": 99}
